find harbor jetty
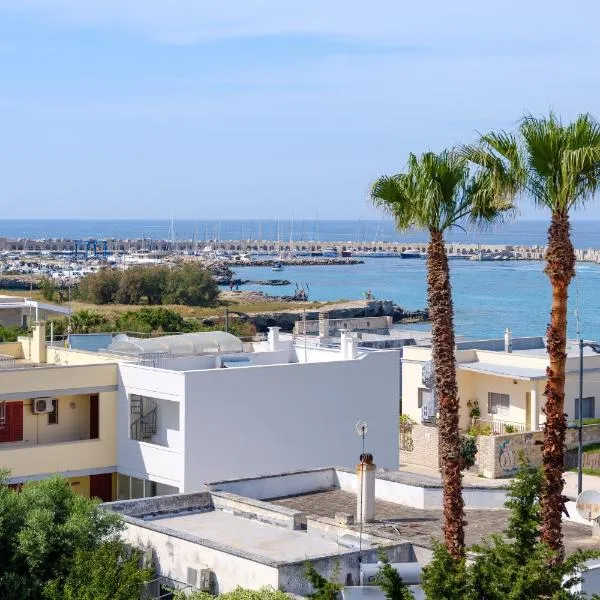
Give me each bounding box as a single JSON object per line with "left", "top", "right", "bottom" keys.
{"left": 1, "top": 235, "right": 600, "bottom": 263}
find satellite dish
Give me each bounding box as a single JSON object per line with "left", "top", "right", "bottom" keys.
{"left": 355, "top": 421, "right": 368, "bottom": 437}
{"left": 576, "top": 490, "right": 600, "bottom": 521}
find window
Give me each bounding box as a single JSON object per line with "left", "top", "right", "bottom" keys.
{"left": 575, "top": 397, "right": 596, "bottom": 420}
{"left": 488, "top": 392, "right": 510, "bottom": 416}
{"left": 0, "top": 402, "right": 5, "bottom": 425}
{"left": 48, "top": 399, "right": 58, "bottom": 425}
{"left": 418, "top": 388, "right": 432, "bottom": 409}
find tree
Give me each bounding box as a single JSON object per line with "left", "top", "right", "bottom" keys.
{"left": 0, "top": 475, "right": 123, "bottom": 600}
{"left": 165, "top": 263, "right": 219, "bottom": 306}
{"left": 115, "top": 267, "right": 145, "bottom": 304}
{"left": 371, "top": 151, "right": 511, "bottom": 560}
{"left": 422, "top": 462, "right": 600, "bottom": 599}
{"left": 373, "top": 550, "right": 414, "bottom": 600}
{"left": 463, "top": 113, "right": 600, "bottom": 557}
{"left": 44, "top": 540, "right": 152, "bottom": 600}
{"left": 304, "top": 561, "right": 342, "bottom": 600}
{"left": 38, "top": 277, "right": 59, "bottom": 302}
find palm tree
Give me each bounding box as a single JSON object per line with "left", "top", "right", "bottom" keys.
{"left": 463, "top": 113, "right": 600, "bottom": 558}
{"left": 371, "top": 150, "right": 511, "bottom": 560}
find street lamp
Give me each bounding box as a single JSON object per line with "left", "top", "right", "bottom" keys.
{"left": 577, "top": 339, "right": 600, "bottom": 495}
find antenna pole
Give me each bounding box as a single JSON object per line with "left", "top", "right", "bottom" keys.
{"left": 576, "top": 265, "right": 584, "bottom": 496}
{"left": 358, "top": 428, "right": 365, "bottom": 565}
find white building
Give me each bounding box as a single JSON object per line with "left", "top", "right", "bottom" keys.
{"left": 110, "top": 328, "right": 400, "bottom": 498}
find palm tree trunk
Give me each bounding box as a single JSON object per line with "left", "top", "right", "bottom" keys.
{"left": 540, "top": 212, "right": 576, "bottom": 559}
{"left": 427, "top": 230, "right": 465, "bottom": 560}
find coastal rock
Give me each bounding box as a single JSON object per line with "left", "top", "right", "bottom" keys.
{"left": 249, "top": 300, "right": 429, "bottom": 332}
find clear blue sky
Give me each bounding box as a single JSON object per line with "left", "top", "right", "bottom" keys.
{"left": 1, "top": 1, "right": 600, "bottom": 220}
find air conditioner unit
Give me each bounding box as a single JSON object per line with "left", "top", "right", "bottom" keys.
{"left": 32, "top": 398, "right": 55, "bottom": 414}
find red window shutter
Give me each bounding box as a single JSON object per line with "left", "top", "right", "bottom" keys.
{"left": 8, "top": 402, "right": 23, "bottom": 442}
{"left": 0, "top": 418, "right": 9, "bottom": 443}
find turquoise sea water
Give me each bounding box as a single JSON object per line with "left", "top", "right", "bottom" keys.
{"left": 229, "top": 258, "right": 600, "bottom": 341}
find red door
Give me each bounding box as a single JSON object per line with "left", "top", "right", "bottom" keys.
{"left": 0, "top": 401, "right": 23, "bottom": 443}
{"left": 89, "top": 473, "right": 113, "bottom": 502}
{"left": 89, "top": 394, "right": 99, "bottom": 439}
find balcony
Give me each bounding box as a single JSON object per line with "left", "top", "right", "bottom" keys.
{"left": 0, "top": 438, "right": 115, "bottom": 479}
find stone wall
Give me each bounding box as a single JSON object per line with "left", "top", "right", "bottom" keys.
{"left": 399, "top": 422, "right": 600, "bottom": 479}
{"left": 475, "top": 423, "right": 600, "bottom": 478}
{"left": 399, "top": 423, "right": 440, "bottom": 470}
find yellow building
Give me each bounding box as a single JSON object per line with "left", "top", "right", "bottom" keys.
{"left": 401, "top": 330, "right": 600, "bottom": 473}
{"left": 0, "top": 322, "right": 118, "bottom": 501}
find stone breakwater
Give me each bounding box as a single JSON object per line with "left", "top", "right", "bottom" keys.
{"left": 226, "top": 258, "right": 363, "bottom": 267}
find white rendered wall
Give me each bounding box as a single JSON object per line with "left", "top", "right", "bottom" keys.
{"left": 117, "top": 364, "right": 186, "bottom": 491}
{"left": 120, "top": 523, "right": 279, "bottom": 593}
{"left": 182, "top": 351, "right": 400, "bottom": 492}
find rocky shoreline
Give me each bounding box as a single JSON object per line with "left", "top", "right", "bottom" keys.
{"left": 237, "top": 299, "right": 429, "bottom": 332}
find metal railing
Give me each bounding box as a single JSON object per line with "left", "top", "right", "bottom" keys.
{"left": 472, "top": 417, "right": 527, "bottom": 435}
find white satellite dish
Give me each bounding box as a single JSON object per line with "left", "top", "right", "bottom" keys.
{"left": 576, "top": 490, "right": 600, "bottom": 521}
{"left": 355, "top": 421, "right": 368, "bottom": 437}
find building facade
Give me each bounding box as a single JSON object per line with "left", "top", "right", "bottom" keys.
{"left": 0, "top": 324, "right": 400, "bottom": 501}
{"left": 401, "top": 330, "right": 600, "bottom": 474}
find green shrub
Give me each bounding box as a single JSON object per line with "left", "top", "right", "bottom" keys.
{"left": 504, "top": 424, "right": 517, "bottom": 433}
{"left": 115, "top": 307, "right": 195, "bottom": 334}
{"left": 459, "top": 435, "right": 478, "bottom": 469}
{"left": 174, "top": 587, "right": 289, "bottom": 600}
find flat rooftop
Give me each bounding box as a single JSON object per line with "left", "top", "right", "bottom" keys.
{"left": 150, "top": 509, "right": 347, "bottom": 562}
{"left": 271, "top": 489, "right": 595, "bottom": 557}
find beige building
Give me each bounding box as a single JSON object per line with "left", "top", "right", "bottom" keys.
{"left": 401, "top": 331, "right": 600, "bottom": 473}
{"left": 0, "top": 323, "right": 118, "bottom": 500}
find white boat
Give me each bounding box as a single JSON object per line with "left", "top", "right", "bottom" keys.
{"left": 122, "top": 249, "right": 167, "bottom": 264}
{"left": 272, "top": 262, "right": 284, "bottom": 272}
{"left": 322, "top": 246, "right": 338, "bottom": 257}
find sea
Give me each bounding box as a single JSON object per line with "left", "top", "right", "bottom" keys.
{"left": 1, "top": 218, "right": 600, "bottom": 341}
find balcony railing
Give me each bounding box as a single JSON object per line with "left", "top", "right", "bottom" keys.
{"left": 472, "top": 417, "right": 527, "bottom": 435}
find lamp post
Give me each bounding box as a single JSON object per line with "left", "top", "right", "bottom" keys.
{"left": 577, "top": 340, "right": 600, "bottom": 495}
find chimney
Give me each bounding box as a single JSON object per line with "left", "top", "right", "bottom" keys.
{"left": 340, "top": 329, "right": 349, "bottom": 358}
{"left": 267, "top": 326, "right": 280, "bottom": 351}
{"left": 318, "top": 311, "right": 330, "bottom": 338}
{"left": 31, "top": 321, "right": 47, "bottom": 364}
{"left": 356, "top": 453, "right": 376, "bottom": 523}
{"left": 504, "top": 328, "right": 512, "bottom": 353}
{"left": 349, "top": 332, "right": 358, "bottom": 359}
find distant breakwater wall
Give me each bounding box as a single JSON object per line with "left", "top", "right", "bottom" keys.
{"left": 247, "top": 300, "right": 428, "bottom": 333}
{"left": 3, "top": 236, "right": 600, "bottom": 263}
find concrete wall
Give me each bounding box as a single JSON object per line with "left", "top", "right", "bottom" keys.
{"left": 336, "top": 468, "right": 507, "bottom": 510}
{"left": 0, "top": 363, "right": 117, "bottom": 399}
{"left": 208, "top": 468, "right": 337, "bottom": 499}
{"left": 117, "top": 364, "right": 186, "bottom": 491}
{"left": 120, "top": 522, "right": 280, "bottom": 594}
{"left": 182, "top": 351, "right": 400, "bottom": 492}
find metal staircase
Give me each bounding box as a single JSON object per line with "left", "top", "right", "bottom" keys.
{"left": 130, "top": 395, "right": 158, "bottom": 442}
